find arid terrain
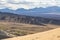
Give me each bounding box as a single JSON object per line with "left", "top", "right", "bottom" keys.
{"left": 3, "top": 27, "right": 60, "bottom": 40}
{"left": 0, "top": 22, "right": 54, "bottom": 36}
{"left": 0, "top": 21, "right": 59, "bottom": 39}
{"left": 0, "top": 12, "right": 60, "bottom": 40}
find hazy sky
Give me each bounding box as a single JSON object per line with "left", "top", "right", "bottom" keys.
{"left": 0, "top": 0, "right": 60, "bottom": 10}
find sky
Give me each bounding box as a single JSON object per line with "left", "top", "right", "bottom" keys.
{"left": 0, "top": 0, "right": 60, "bottom": 10}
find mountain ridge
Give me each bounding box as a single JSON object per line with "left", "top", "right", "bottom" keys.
{"left": 0, "top": 6, "right": 60, "bottom": 13}
{"left": 0, "top": 6, "right": 60, "bottom": 21}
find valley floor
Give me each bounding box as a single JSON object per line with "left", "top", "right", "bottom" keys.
{"left": 0, "top": 21, "right": 59, "bottom": 39}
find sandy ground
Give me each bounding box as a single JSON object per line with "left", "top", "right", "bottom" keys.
{"left": 0, "top": 21, "right": 46, "bottom": 27}
{"left": 3, "top": 28, "right": 60, "bottom": 40}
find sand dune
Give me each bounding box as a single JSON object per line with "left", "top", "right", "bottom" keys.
{"left": 3, "top": 28, "right": 60, "bottom": 40}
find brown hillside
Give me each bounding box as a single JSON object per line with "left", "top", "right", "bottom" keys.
{"left": 3, "top": 28, "right": 60, "bottom": 40}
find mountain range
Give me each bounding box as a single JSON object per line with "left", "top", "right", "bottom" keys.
{"left": 0, "top": 6, "right": 60, "bottom": 13}
{"left": 0, "top": 6, "right": 60, "bottom": 20}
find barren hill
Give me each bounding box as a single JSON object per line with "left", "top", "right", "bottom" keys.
{"left": 0, "top": 12, "right": 60, "bottom": 25}
{"left": 3, "top": 28, "right": 60, "bottom": 40}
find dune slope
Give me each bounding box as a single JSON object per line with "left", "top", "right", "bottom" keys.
{"left": 3, "top": 28, "right": 60, "bottom": 40}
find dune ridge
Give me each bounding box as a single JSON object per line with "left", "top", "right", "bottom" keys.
{"left": 3, "top": 28, "right": 60, "bottom": 40}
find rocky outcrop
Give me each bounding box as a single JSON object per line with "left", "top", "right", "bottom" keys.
{"left": 0, "top": 30, "right": 16, "bottom": 39}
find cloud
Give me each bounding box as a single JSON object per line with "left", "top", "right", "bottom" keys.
{"left": 0, "top": 0, "right": 60, "bottom": 10}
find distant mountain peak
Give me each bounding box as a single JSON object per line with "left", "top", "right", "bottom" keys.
{"left": 0, "top": 6, "right": 60, "bottom": 13}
